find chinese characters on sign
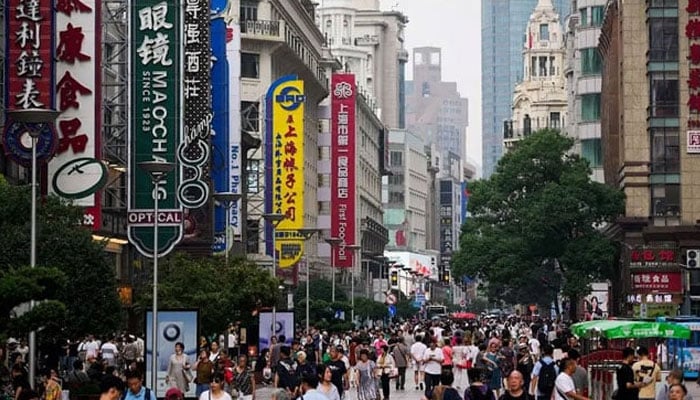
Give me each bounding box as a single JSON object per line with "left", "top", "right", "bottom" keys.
{"left": 48, "top": 0, "right": 102, "bottom": 230}
{"left": 626, "top": 294, "right": 675, "bottom": 304}
{"left": 331, "top": 74, "right": 356, "bottom": 268}
{"left": 688, "top": 1, "right": 700, "bottom": 138}
{"left": 127, "top": 0, "right": 183, "bottom": 258}
{"left": 266, "top": 76, "right": 305, "bottom": 268}
{"left": 630, "top": 272, "right": 683, "bottom": 293}
{"left": 628, "top": 247, "right": 677, "bottom": 268}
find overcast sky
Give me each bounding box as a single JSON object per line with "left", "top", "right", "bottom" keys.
{"left": 380, "top": 0, "right": 482, "bottom": 175}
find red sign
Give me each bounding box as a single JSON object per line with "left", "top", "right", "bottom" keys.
{"left": 6, "top": 0, "right": 55, "bottom": 110}
{"left": 688, "top": 3, "right": 700, "bottom": 126}
{"left": 631, "top": 272, "right": 683, "bottom": 294}
{"left": 628, "top": 247, "right": 677, "bottom": 268}
{"left": 331, "top": 74, "right": 356, "bottom": 268}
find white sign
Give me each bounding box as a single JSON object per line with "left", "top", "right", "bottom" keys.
{"left": 688, "top": 130, "right": 700, "bottom": 153}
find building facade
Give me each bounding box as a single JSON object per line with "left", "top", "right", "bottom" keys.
{"left": 316, "top": 0, "right": 408, "bottom": 129}
{"left": 599, "top": 0, "right": 699, "bottom": 316}
{"left": 406, "top": 47, "right": 469, "bottom": 168}
{"left": 482, "top": 0, "right": 569, "bottom": 177}
{"left": 503, "top": 0, "right": 568, "bottom": 151}
{"left": 564, "top": 0, "right": 606, "bottom": 182}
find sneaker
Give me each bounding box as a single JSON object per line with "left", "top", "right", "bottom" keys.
{"left": 419, "top": 382, "right": 425, "bottom": 391}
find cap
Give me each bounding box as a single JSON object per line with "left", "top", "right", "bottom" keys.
{"left": 7, "top": 338, "right": 19, "bottom": 345}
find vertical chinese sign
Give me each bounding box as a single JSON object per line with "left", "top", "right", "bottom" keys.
{"left": 48, "top": 0, "right": 106, "bottom": 230}
{"left": 177, "top": 0, "right": 212, "bottom": 242}
{"left": 127, "top": 0, "right": 183, "bottom": 257}
{"left": 688, "top": 0, "right": 700, "bottom": 138}
{"left": 331, "top": 74, "right": 356, "bottom": 268}
{"left": 3, "top": 0, "right": 57, "bottom": 165}
{"left": 265, "top": 75, "right": 305, "bottom": 268}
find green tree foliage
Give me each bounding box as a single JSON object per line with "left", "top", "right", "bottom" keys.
{"left": 452, "top": 130, "right": 624, "bottom": 317}
{"left": 293, "top": 278, "right": 352, "bottom": 331}
{"left": 138, "top": 253, "right": 280, "bottom": 335}
{"left": 0, "top": 176, "right": 121, "bottom": 338}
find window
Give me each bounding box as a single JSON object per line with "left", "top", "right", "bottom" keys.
{"left": 523, "top": 114, "right": 531, "bottom": 135}
{"left": 580, "top": 48, "right": 602, "bottom": 75}
{"left": 539, "top": 56, "right": 547, "bottom": 77}
{"left": 649, "top": 72, "right": 679, "bottom": 117}
{"left": 579, "top": 8, "right": 588, "bottom": 27}
{"left": 549, "top": 112, "right": 561, "bottom": 129}
{"left": 651, "top": 128, "right": 680, "bottom": 173}
{"left": 649, "top": 18, "right": 679, "bottom": 62}
{"left": 652, "top": 184, "right": 680, "bottom": 217}
{"left": 581, "top": 94, "right": 601, "bottom": 122}
{"left": 539, "top": 24, "right": 549, "bottom": 41}
{"left": 240, "top": 1, "right": 258, "bottom": 21}
{"left": 390, "top": 151, "right": 403, "bottom": 167}
{"left": 581, "top": 138, "right": 602, "bottom": 167}
{"left": 241, "top": 53, "right": 259, "bottom": 79}
{"left": 389, "top": 191, "right": 404, "bottom": 204}
{"left": 591, "top": 6, "right": 604, "bottom": 27}
{"left": 246, "top": 219, "right": 259, "bottom": 254}
{"left": 246, "top": 159, "right": 261, "bottom": 193}
{"left": 241, "top": 101, "right": 260, "bottom": 132}
{"left": 549, "top": 56, "right": 556, "bottom": 76}
{"left": 649, "top": 0, "right": 679, "bottom": 7}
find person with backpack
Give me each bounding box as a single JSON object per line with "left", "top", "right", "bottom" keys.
{"left": 553, "top": 358, "right": 590, "bottom": 400}
{"left": 123, "top": 370, "right": 155, "bottom": 400}
{"left": 530, "top": 344, "right": 558, "bottom": 400}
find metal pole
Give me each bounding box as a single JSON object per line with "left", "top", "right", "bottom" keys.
{"left": 28, "top": 136, "right": 37, "bottom": 389}
{"left": 151, "top": 177, "right": 160, "bottom": 393}
{"left": 305, "top": 252, "right": 310, "bottom": 333}
{"left": 331, "top": 245, "right": 336, "bottom": 303}
{"left": 351, "top": 249, "right": 355, "bottom": 322}
{"left": 271, "top": 225, "right": 277, "bottom": 339}
{"left": 224, "top": 204, "right": 230, "bottom": 267}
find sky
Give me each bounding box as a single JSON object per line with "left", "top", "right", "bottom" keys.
{"left": 380, "top": 0, "right": 483, "bottom": 175}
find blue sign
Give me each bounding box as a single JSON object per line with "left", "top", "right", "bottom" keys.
{"left": 388, "top": 305, "right": 397, "bottom": 317}
{"left": 210, "top": 16, "right": 229, "bottom": 253}
{"left": 2, "top": 121, "right": 57, "bottom": 166}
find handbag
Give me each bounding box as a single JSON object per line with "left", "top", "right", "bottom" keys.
{"left": 389, "top": 367, "right": 399, "bottom": 379}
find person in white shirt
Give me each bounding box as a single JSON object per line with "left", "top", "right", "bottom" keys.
{"left": 100, "top": 338, "right": 119, "bottom": 367}
{"left": 528, "top": 337, "right": 541, "bottom": 360}
{"left": 410, "top": 336, "right": 428, "bottom": 391}
{"left": 84, "top": 335, "right": 100, "bottom": 363}
{"left": 554, "top": 358, "right": 590, "bottom": 400}
{"left": 422, "top": 340, "right": 444, "bottom": 397}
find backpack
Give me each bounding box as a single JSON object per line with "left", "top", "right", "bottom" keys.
{"left": 121, "top": 388, "right": 152, "bottom": 400}
{"left": 536, "top": 360, "right": 556, "bottom": 396}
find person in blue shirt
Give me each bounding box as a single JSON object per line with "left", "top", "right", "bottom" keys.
{"left": 124, "top": 370, "right": 155, "bottom": 400}
{"left": 530, "top": 344, "right": 558, "bottom": 400}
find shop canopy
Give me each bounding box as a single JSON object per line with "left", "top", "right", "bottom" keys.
{"left": 570, "top": 319, "right": 691, "bottom": 340}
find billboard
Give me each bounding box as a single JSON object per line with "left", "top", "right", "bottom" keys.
{"left": 211, "top": 9, "right": 242, "bottom": 254}
{"left": 145, "top": 310, "right": 198, "bottom": 398}
{"left": 384, "top": 251, "right": 433, "bottom": 278}
{"left": 331, "top": 74, "right": 356, "bottom": 268}
{"left": 48, "top": 0, "right": 104, "bottom": 230}
{"left": 258, "top": 311, "right": 294, "bottom": 350}
{"left": 265, "top": 76, "right": 305, "bottom": 268}
{"left": 127, "top": 0, "right": 183, "bottom": 258}
{"left": 3, "top": 0, "right": 57, "bottom": 165}
{"left": 583, "top": 282, "right": 609, "bottom": 320}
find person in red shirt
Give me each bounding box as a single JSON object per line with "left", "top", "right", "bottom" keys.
{"left": 442, "top": 338, "right": 454, "bottom": 374}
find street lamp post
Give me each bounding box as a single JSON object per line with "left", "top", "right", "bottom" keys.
{"left": 297, "top": 228, "right": 321, "bottom": 333}
{"left": 213, "top": 192, "right": 242, "bottom": 267}
{"left": 324, "top": 237, "right": 342, "bottom": 302}
{"left": 7, "top": 108, "right": 60, "bottom": 389}
{"left": 346, "top": 245, "right": 361, "bottom": 323}
{"left": 262, "top": 213, "right": 285, "bottom": 340}
{"left": 139, "top": 160, "right": 175, "bottom": 393}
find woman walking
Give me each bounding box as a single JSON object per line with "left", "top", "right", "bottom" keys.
{"left": 355, "top": 350, "right": 378, "bottom": 400}
{"left": 166, "top": 342, "right": 192, "bottom": 394}
{"left": 376, "top": 344, "right": 395, "bottom": 400}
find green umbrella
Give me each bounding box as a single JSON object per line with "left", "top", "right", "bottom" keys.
{"left": 570, "top": 320, "right": 691, "bottom": 340}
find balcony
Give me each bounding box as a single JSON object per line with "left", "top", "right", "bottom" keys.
{"left": 354, "top": 34, "right": 379, "bottom": 46}
{"left": 240, "top": 19, "right": 285, "bottom": 42}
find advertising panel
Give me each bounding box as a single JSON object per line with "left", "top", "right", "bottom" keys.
{"left": 628, "top": 246, "right": 678, "bottom": 268}
{"left": 178, "top": 0, "right": 212, "bottom": 241}
{"left": 49, "top": 0, "right": 104, "bottom": 230}
{"left": 211, "top": 10, "right": 242, "bottom": 254}
{"left": 384, "top": 251, "right": 433, "bottom": 277}
{"left": 265, "top": 76, "right": 305, "bottom": 268}
{"left": 583, "top": 282, "right": 609, "bottom": 320}
{"left": 145, "top": 310, "right": 198, "bottom": 398}
{"left": 127, "top": 0, "right": 183, "bottom": 257}
{"left": 3, "top": 0, "right": 57, "bottom": 165}
{"left": 631, "top": 272, "right": 683, "bottom": 293}
{"left": 258, "top": 311, "right": 294, "bottom": 349}
{"left": 331, "top": 74, "right": 356, "bottom": 268}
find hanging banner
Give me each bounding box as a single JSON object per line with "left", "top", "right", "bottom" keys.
{"left": 127, "top": 0, "right": 183, "bottom": 258}
{"left": 49, "top": 0, "right": 104, "bottom": 230}
{"left": 331, "top": 73, "right": 356, "bottom": 268}
{"left": 265, "top": 75, "right": 305, "bottom": 268}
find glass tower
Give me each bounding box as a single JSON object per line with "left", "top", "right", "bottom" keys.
{"left": 481, "top": 0, "right": 569, "bottom": 177}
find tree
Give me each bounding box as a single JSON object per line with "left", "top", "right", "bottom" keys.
{"left": 0, "top": 175, "right": 121, "bottom": 339}
{"left": 452, "top": 130, "right": 624, "bottom": 319}
{"left": 135, "top": 253, "right": 281, "bottom": 335}
{"left": 293, "top": 278, "right": 352, "bottom": 330}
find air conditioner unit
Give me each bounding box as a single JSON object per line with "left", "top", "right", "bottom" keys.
{"left": 687, "top": 249, "right": 700, "bottom": 268}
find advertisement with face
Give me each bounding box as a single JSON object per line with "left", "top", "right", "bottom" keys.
{"left": 583, "top": 282, "right": 609, "bottom": 320}
{"left": 259, "top": 312, "right": 294, "bottom": 350}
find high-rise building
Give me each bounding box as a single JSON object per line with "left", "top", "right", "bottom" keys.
{"left": 599, "top": 1, "right": 697, "bottom": 316}
{"left": 316, "top": 0, "right": 409, "bottom": 129}
{"left": 503, "top": 0, "right": 568, "bottom": 151}
{"left": 564, "top": 0, "right": 606, "bottom": 182}
{"left": 481, "top": 0, "right": 569, "bottom": 177}
{"left": 406, "top": 47, "right": 469, "bottom": 171}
